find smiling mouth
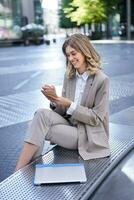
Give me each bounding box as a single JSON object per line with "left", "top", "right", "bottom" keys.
{"left": 72, "top": 61, "right": 78, "bottom": 65}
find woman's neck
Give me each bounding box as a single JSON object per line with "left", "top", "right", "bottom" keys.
{"left": 77, "top": 68, "right": 86, "bottom": 75}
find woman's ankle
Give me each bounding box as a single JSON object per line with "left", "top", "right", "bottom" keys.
{"left": 15, "top": 158, "right": 30, "bottom": 172}
{"left": 15, "top": 142, "right": 39, "bottom": 172}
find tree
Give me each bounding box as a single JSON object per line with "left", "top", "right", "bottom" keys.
{"left": 102, "top": 0, "right": 118, "bottom": 38}
{"left": 63, "top": 0, "right": 118, "bottom": 38}
{"left": 59, "top": 0, "right": 77, "bottom": 29}
{"left": 64, "top": 0, "right": 107, "bottom": 26}
{"left": 64, "top": 0, "right": 118, "bottom": 25}
{"left": 102, "top": 0, "right": 118, "bottom": 16}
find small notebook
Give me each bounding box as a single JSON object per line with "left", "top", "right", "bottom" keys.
{"left": 34, "top": 163, "right": 87, "bottom": 185}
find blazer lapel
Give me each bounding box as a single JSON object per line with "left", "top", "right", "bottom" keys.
{"left": 70, "top": 77, "right": 76, "bottom": 101}
{"left": 81, "top": 75, "right": 94, "bottom": 105}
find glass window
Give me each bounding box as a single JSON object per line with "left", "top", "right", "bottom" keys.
{"left": 34, "top": 0, "right": 43, "bottom": 24}
{"left": 0, "top": 0, "right": 22, "bottom": 39}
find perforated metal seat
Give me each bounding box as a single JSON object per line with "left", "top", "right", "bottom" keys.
{"left": 0, "top": 123, "right": 134, "bottom": 200}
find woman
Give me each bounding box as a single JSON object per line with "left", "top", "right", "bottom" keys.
{"left": 15, "top": 34, "right": 110, "bottom": 171}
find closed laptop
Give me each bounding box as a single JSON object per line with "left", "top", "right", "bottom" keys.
{"left": 34, "top": 163, "right": 87, "bottom": 185}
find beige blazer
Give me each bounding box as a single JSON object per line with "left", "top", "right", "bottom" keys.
{"left": 54, "top": 70, "right": 110, "bottom": 160}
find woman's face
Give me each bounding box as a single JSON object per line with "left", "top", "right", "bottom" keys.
{"left": 65, "top": 45, "right": 86, "bottom": 74}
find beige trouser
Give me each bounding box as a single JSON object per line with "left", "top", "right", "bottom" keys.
{"left": 24, "top": 108, "right": 78, "bottom": 158}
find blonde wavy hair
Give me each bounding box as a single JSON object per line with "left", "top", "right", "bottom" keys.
{"left": 62, "top": 34, "right": 101, "bottom": 79}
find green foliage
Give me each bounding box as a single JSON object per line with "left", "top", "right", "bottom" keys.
{"left": 101, "top": 0, "right": 118, "bottom": 15}
{"left": 59, "top": 0, "right": 77, "bottom": 28}
{"left": 64, "top": 0, "right": 118, "bottom": 25}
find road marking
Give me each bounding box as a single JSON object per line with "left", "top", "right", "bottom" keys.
{"left": 14, "top": 71, "right": 42, "bottom": 90}
{"left": 30, "top": 71, "right": 42, "bottom": 78}
{"left": 14, "top": 79, "right": 29, "bottom": 90}
{"left": 13, "top": 71, "right": 41, "bottom": 90}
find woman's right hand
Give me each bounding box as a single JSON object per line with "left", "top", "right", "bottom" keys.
{"left": 41, "top": 85, "right": 58, "bottom": 101}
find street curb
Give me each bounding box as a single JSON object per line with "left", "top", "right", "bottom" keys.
{"left": 92, "top": 40, "right": 134, "bottom": 44}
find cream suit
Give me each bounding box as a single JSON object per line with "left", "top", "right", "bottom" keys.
{"left": 25, "top": 70, "right": 110, "bottom": 160}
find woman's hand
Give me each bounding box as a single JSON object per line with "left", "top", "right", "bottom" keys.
{"left": 41, "top": 85, "right": 58, "bottom": 101}
{"left": 41, "top": 85, "right": 71, "bottom": 108}
{"left": 52, "top": 96, "right": 72, "bottom": 108}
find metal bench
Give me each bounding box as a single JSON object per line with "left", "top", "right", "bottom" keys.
{"left": 0, "top": 123, "right": 134, "bottom": 200}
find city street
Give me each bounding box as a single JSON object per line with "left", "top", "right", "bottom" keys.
{"left": 0, "top": 38, "right": 134, "bottom": 182}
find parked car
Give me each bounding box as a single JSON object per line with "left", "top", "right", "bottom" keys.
{"left": 21, "top": 23, "right": 45, "bottom": 45}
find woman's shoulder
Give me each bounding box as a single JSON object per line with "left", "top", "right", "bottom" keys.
{"left": 95, "top": 70, "right": 109, "bottom": 82}
{"left": 93, "top": 70, "right": 109, "bottom": 88}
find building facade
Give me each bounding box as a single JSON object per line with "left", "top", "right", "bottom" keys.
{"left": 41, "top": 0, "right": 59, "bottom": 34}
{"left": 0, "top": 0, "right": 43, "bottom": 40}
{"left": 118, "top": 0, "right": 134, "bottom": 39}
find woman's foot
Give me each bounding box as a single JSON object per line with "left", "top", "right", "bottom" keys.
{"left": 15, "top": 142, "right": 39, "bottom": 172}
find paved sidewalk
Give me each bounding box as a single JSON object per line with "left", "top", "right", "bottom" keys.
{"left": 0, "top": 39, "right": 134, "bottom": 182}
{"left": 110, "top": 106, "right": 134, "bottom": 126}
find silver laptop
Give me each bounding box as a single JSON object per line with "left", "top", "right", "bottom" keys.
{"left": 34, "top": 163, "right": 87, "bottom": 185}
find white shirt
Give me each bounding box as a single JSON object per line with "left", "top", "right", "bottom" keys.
{"left": 67, "top": 71, "right": 89, "bottom": 115}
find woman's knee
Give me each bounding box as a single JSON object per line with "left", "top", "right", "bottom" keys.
{"left": 49, "top": 125, "right": 78, "bottom": 150}
{"left": 34, "top": 108, "right": 48, "bottom": 116}
{"left": 34, "top": 108, "right": 51, "bottom": 120}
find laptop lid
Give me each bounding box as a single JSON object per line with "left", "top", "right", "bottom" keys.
{"left": 34, "top": 163, "right": 87, "bottom": 185}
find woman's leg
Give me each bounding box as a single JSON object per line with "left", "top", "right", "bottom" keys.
{"left": 15, "top": 143, "right": 39, "bottom": 171}
{"left": 48, "top": 124, "right": 78, "bottom": 150}
{"left": 15, "top": 108, "right": 69, "bottom": 171}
